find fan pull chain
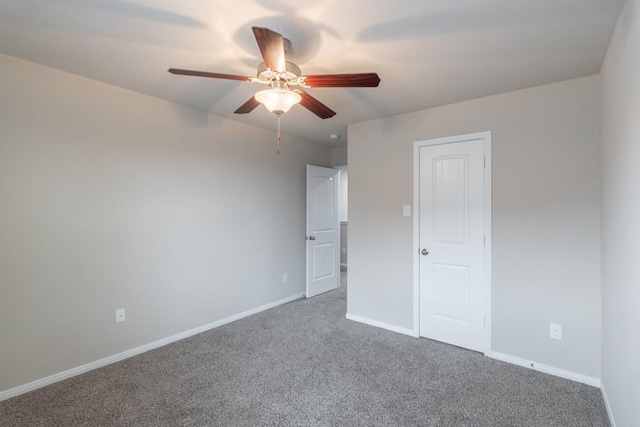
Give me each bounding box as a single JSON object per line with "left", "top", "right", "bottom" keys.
{"left": 276, "top": 114, "right": 281, "bottom": 155}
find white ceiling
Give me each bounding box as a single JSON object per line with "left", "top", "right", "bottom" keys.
{"left": 0, "top": 0, "right": 624, "bottom": 146}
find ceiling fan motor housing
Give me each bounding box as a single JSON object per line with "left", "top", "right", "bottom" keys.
{"left": 257, "top": 61, "right": 301, "bottom": 84}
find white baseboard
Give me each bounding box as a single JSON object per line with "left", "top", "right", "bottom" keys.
{"left": 490, "top": 351, "right": 601, "bottom": 388}
{"left": 346, "top": 313, "right": 418, "bottom": 337}
{"left": 0, "top": 292, "right": 304, "bottom": 402}
{"left": 342, "top": 322, "right": 600, "bottom": 389}
{"left": 601, "top": 383, "right": 617, "bottom": 427}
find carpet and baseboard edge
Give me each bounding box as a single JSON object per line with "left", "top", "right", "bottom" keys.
{"left": 345, "top": 312, "right": 418, "bottom": 337}
{"left": 0, "top": 292, "right": 305, "bottom": 402}
{"left": 600, "top": 383, "right": 617, "bottom": 427}
{"left": 489, "top": 352, "right": 601, "bottom": 388}
{"left": 344, "top": 313, "right": 602, "bottom": 390}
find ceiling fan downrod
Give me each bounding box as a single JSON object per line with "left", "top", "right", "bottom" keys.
{"left": 276, "top": 114, "right": 282, "bottom": 155}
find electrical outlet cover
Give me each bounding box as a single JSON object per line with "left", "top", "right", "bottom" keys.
{"left": 550, "top": 323, "right": 562, "bottom": 340}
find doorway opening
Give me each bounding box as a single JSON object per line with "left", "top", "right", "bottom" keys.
{"left": 335, "top": 166, "right": 348, "bottom": 275}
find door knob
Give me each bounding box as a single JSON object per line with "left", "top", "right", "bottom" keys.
{"left": 421, "top": 248, "right": 429, "bottom": 256}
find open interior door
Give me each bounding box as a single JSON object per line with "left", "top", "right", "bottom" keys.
{"left": 306, "top": 165, "right": 340, "bottom": 298}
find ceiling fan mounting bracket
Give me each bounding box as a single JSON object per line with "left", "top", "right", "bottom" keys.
{"left": 296, "top": 77, "right": 311, "bottom": 88}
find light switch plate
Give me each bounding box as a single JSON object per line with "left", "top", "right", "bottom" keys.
{"left": 403, "top": 205, "right": 411, "bottom": 217}
{"left": 115, "top": 308, "right": 125, "bottom": 323}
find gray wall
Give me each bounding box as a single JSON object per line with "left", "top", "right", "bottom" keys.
{"left": 348, "top": 75, "right": 602, "bottom": 379}
{"left": 0, "top": 53, "right": 330, "bottom": 393}
{"left": 330, "top": 146, "right": 347, "bottom": 167}
{"left": 600, "top": 0, "right": 640, "bottom": 425}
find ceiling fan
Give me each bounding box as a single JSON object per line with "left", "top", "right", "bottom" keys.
{"left": 168, "top": 26, "right": 381, "bottom": 119}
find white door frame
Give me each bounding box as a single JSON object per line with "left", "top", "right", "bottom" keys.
{"left": 412, "top": 131, "right": 492, "bottom": 355}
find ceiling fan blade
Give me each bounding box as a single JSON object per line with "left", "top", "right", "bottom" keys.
{"left": 252, "top": 26, "right": 286, "bottom": 73}
{"left": 299, "top": 91, "right": 336, "bottom": 119}
{"left": 168, "top": 68, "right": 252, "bottom": 82}
{"left": 303, "top": 73, "right": 381, "bottom": 88}
{"left": 234, "top": 96, "right": 261, "bottom": 114}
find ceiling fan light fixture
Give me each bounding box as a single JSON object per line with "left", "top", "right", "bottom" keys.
{"left": 254, "top": 88, "right": 301, "bottom": 115}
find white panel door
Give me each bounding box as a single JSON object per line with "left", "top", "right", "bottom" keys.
{"left": 306, "top": 165, "right": 340, "bottom": 298}
{"left": 419, "top": 139, "right": 486, "bottom": 352}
